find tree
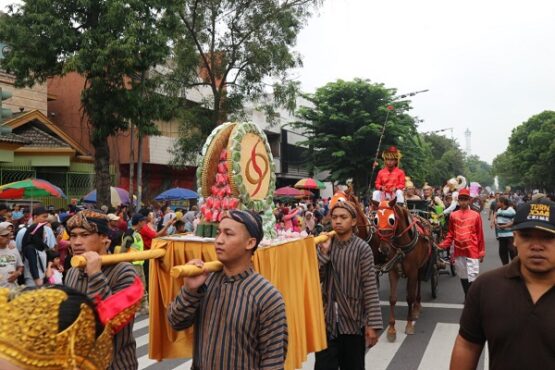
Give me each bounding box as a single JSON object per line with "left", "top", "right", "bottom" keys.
{"left": 167, "top": 0, "right": 319, "bottom": 166}
{"left": 493, "top": 111, "right": 555, "bottom": 191}
{"left": 0, "top": 0, "right": 173, "bottom": 206}
{"left": 420, "top": 133, "right": 466, "bottom": 186}
{"left": 464, "top": 155, "right": 493, "bottom": 187}
{"left": 294, "top": 79, "right": 428, "bottom": 195}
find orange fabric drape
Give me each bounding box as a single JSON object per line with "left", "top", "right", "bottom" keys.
{"left": 148, "top": 237, "right": 327, "bottom": 370}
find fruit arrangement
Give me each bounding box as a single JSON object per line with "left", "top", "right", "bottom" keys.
{"left": 199, "top": 148, "right": 241, "bottom": 223}
{"left": 196, "top": 122, "right": 277, "bottom": 239}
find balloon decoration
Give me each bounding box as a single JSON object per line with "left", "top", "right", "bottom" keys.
{"left": 196, "top": 122, "right": 276, "bottom": 238}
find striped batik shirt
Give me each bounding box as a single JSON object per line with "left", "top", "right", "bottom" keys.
{"left": 318, "top": 234, "right": 383, "bottom": 338}
{"left": 167, "top": 267, "right": 288, "bottom": 370}
{"left": 65, "top": 262, "right": 139, "bottom": 370}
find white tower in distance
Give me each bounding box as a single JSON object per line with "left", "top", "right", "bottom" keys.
{"left": 465, "top": 128, "right": 471, "bottom": 155}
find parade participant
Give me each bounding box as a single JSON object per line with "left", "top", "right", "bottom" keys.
{"left": 423, "top": 183, "right": 445, "bottom": 210}
{"left": 372, "top": 146, "right": 406, "bottom": 204}
{"left": 315, "top": 200, "right": 382, "bottom": 370}
{"left": 439, "top": 188, "right": 485, "bottom": 297}
{"left": 0, "top": 278, "right": 143, "bottom": 370}
{"left": 450, "top": 198, "right": 555, "bottom": 370}
{"left": 64, "top": 209, "right": 139, "bottom": 370}
{"left": 167, "top": 209, "right": 288, "bottom": 370}
{"left": 494, "top": 197, "right": 516, "bottom": 265}
{"left": 405, "top": 177, "right": 421, "bottom": 201}
{"left": 442, "top": 176, "right": 467, "bottom": 216}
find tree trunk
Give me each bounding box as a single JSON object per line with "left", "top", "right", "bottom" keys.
{"left": 93, "top": 134, "right": 112, "bottom": 208}
{"left": 129, "top": 124, "right": 135, "bottom": 213}
{"left": 137, "top": 131, "right": 143, "bottom": 211}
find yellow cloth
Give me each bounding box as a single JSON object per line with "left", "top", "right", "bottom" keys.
{"left": 148, "top": 237, "right": 327, "bottom": 370}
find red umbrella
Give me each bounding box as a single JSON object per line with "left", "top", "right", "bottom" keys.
{"left": 274, "top": 186, "right": 302, "bottom": 197}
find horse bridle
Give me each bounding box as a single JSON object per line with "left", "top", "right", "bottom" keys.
{"left": 375, "top": 205, "right": 420, "bottom": 256}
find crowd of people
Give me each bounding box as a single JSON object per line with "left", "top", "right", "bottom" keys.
{"left": 0, "top": 153, "right": 553, "bottom": 370}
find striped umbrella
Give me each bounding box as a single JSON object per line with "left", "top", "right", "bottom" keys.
{"left": 294, "top": 178, "right": 326, "bottom": 190}
{"left": 0, "top": 178, "right": 66, "bottom": 199}
{"left": 83, "top": 187, "right": 131, "bottom": 207}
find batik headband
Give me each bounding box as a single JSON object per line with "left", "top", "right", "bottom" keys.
{"left": 66, "top": 210, "right": 110, "bottom": 235}
{"left": 331, "top": 199, "right": 357, "bottom": 218}
{"left": 223, "top": 210, "right": 263, "bottom": 246}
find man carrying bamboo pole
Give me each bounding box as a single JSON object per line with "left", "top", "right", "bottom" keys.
{"left": 167, "top": 209, "right": 288, "bottom": 370}
{"left": 64, "top": 209, "right": 140, "bottom": 370}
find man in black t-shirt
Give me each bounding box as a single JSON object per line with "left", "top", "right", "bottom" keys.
{"left": 450, "top": 199, "right": 555, "bottom": 370}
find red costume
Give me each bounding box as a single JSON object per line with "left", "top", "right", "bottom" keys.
{"left": 439, "top": 208, "right": 485, "bottom": 259}
{"left": 375, "top": 167, "right": 406, "bottom": 193}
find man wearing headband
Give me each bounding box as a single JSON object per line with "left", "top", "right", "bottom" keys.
{"left": 64, "top": 210, "right": 140, "bottom": 370}
{"left": 315, "top": 199, "right": 382, "bottom": 370}
{"left": 168, "top": 209, "right": 288, "bottom": 370}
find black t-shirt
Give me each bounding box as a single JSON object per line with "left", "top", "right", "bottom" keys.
{"left": 459, "top": 258, "right": 555, "bottom": 370}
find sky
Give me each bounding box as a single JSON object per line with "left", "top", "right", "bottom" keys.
{"left": 1, "top": 0, "right": 554, "bottom": 164}
{"left": 292, "top": 0, "right": 555, "bottom": 163}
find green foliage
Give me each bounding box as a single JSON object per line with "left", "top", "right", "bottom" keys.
{"left": 167, "top": 0, "right": 319, "bottom": 165}
{"left": 464, "top": 155, "right": 493, "bottom": 187}
{"left": 493, "top": 111, "right": 555, "bottom": 190}
{"left": 420, "top": 133, "right": 466, "bottom": 186}
{"left": 0, "top": 0, "right": 174, "bottom": 205}
{"left": 293, "top": 78, "right": 429, "bottom": 194}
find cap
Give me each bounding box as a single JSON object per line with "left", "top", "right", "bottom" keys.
{"left": 131, "top": 213, "right": 146, "bottom": 225}
{"left": 458, "top": 188, "right": 470, "bottom": 198}
{"left": 513, "top": 199, "right": 555, "bottom": 235}
{"left": 0, "top": 222, "right": 11, "bottom": 236}
{"left": 107, "top": 213, "right": 120, "bottom": 221}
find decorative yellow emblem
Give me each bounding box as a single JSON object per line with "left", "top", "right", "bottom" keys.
{"left": 0, "top": 288, "right": 111, "bottom": 370}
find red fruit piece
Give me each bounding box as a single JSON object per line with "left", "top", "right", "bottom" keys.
{"left": 211, "top": 209, "right": 219, "bottom": 223}
{"left": 217, "top": 163, "right": 227, "bottom": 174}
{"left": 216, "top": 173, "right": 226, "bottom": 186}
{"left": 219, "top": 149, "right": 227, "bottom": 161}
{"left": 204, "top": 208, "right": 212, "bottom": 221}
{"left": 211, "top": 185, "right": 219, "bottom": 196}
{"left": 206, "top": 197, "right": 214, "bottom": 209}
{"left": 229, "top": 198, "right": 239, "bottom": 209}
{"left": 213, "top": 198, "right": 221, "bottom": 210}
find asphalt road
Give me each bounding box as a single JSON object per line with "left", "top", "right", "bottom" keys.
{"left": 134, "top": 212, "right": 502, "bottom": 370}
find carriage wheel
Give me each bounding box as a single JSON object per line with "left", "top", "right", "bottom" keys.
{"left": 431, "top": 262, "right": 439, "bottom": 299}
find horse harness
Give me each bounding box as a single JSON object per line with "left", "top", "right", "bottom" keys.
{"left": 372, "top": 206, "right": 431, "bottom": 275}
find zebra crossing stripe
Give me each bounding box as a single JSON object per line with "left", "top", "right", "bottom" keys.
{"left": 134, "top": 317, "right": 149, "bottom": 331}
{"left": 417, "top": 323, "right": 459, "bottom": 370}
{"left": 296, "top": 321, "right": 408, "bottom": 370}
{"left": 365, "top": 320, "right": 408, "bottom": 370}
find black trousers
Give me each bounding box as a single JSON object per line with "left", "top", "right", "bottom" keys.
{"left": 498, "top": 237, "right": 516, "bottom": 265}
{"left": 314, "top": 333, "right": 365, "bottom": 370}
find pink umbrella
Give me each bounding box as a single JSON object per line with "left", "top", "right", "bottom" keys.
{"left": 274, "top": 186, "right": 302, "bottom": 197}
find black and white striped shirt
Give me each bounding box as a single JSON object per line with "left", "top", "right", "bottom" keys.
{"left": 318, "top": 234, "right": 383, "bottom": 337}
{"left": 167, "top": 267, "right": 288, "bottom": 370}
{"left": 65, "top": 262, "right": 139, "bottom": 370}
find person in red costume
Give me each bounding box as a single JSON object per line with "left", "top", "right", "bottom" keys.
{"left": 439, "top": 188, "right": 485, "bottom": 297}
{"left": 372, "top": 146, "right": 406, "bottom": 204}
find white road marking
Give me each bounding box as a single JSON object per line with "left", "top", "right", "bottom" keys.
{"left": 379, "top": 300, "right": 464, "bottom": 310}
{"left": 417, "top": 323, "right": 459, "bottom": 370}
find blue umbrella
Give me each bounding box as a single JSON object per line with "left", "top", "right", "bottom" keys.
{"left": 154, "top": 187, "right": 199, "bottom": 201}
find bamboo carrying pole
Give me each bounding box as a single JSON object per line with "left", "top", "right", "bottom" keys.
{"left": 169, "top": 231, "right": 337, "bottom": 278}
{"left": 70, "top": 231, "right": 337, "bottom": 277}
{"left": 70, "top": 249, "right": 167, "bottom": 268}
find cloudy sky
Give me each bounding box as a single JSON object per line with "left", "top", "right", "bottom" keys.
{"left": 293, "top": 0, "right": 555, "bottom": 163}
{"left": 2, "top": 0, "right": 554, "bottom": 163}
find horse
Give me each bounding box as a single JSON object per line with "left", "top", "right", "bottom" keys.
{"left": 371, "top": 197, "right": 434, "bottom": 341}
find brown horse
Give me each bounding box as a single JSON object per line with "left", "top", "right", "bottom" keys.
{"left": 371, "top": 197, "right": 433, "bottom": 341}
